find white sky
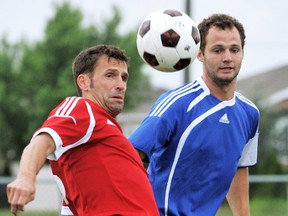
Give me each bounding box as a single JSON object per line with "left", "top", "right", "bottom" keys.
{"left": 1, "top": 0, "right": 288, "bottom": 89}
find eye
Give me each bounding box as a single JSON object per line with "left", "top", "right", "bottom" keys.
{"left": 231, "top": 48, "right": 240, "bottom": 53}
{"left": 122, "top": 74, "right": 129, "bottom": 82}
{"left": 213, "top": 48, "right": 222, "bottom": 54}
{"left": 106, "top": 72, "right": 115, "bottom": 78}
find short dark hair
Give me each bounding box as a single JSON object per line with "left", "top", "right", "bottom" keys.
{"left": 198, "top": 14, "right": 246, "bottom": 53}
{"left": 72, "top": 44, "right": 129, "bottom": 96}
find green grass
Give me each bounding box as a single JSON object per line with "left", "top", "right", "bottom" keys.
{"left": 1, "top": 198, "right": 287, "bottom": 216}
{"left": 217, "top": 197, "right": 287, "bottom": 216}
{"left": 0, "top": 211, "right": 58, "bottom": 216}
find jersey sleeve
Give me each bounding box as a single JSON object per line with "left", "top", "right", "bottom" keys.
{"left": 32, "top": 97, "right": 95, "bottom": 160}
{"left": 238, "top": 132, "right": 259, "bottom": 167}
{"left": 129, "top": 115, "right": 172, "bottom": 161}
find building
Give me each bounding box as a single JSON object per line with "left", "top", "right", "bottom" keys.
{"left": 237, "top": 64, "right": 288, "bottom": 110}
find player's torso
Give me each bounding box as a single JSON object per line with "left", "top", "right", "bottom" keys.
{"left": 49, "top": 98, "right": 156, "bottom": 215}
{"left": 149, "top": 86, "right": 257, "bottom": 215}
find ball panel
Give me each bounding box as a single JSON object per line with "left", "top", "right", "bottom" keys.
{"left": 138, "top": 20, "right": 151, "bottom": 38}
{"left": 155, "top": 47, "right": 180, "bottom": 71}
{"left": 161, "top": 29, "right": 180, "bottom": 48}
{"left": 149, "top": 13, "right": 172, "bottom": 34}
{"left": 192, "top": 26, "right": 201, "bottom": 45}
{"left": 143, "top": 52, "right": 159, "bottom": 67}
{"left": 137, "top": 31, "right": 159, "bottom": 56}
{"left": 176, "top": 36, "right": 199, "bottom": 59}
{"left": 163, "top": 9, "right": 183, "bottom": 17}
{"left": 174, "top": 58, "right": 191, "bottom": 71}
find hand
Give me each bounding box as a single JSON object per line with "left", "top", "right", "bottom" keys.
{"left": 7, "top": 177, "right": 36, "bottom": 216}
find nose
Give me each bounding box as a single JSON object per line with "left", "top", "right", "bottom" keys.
{"left": 223, "top": 50, "right": 232, "bottom": 62}
{"left": 116, "top": 77, "right": 126, "bottom": 91}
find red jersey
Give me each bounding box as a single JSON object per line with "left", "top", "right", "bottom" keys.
{"left": 32, "top": 97, "right": 159, "bottom": 216}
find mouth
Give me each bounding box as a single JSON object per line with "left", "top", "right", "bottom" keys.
{"left": 219, "top": 66, "right": 233, "bottom": 73}
{"left": 111, "top": 95, "right": 124, "bottom": 103}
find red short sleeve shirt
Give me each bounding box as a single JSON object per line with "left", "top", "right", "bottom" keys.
{"left": 32, "top": 97, "right": 159, "bottom": 216}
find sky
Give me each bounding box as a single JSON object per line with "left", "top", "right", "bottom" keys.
{"left": 1, "top": 0, "right": 288, "bottom": 89}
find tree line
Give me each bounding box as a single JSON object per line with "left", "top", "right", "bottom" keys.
{"left": 0, "top": 2, "right": 150, "bottom": 174}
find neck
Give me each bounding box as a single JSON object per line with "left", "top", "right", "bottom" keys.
{"left": 202, "top": 75, "right": 236, "bottom": 101}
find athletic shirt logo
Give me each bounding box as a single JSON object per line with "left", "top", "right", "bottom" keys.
{"left": 219, "top": 113, "right": 230, "bottom": 124}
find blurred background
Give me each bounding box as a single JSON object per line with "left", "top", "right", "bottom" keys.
{"left": 1, "top": 0, "right": 288, "bottom": 215}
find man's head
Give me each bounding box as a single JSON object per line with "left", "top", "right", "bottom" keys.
{"left": 72, "top": 45, "right": 129, "bottom": 95}
{"left": 72, "top": 45, "right": 129, "bottom": 117}
{"left": 198, "top": 14, "right": 246, "bottom": 54}
{"left": 197, "top": 14, "right": 245, "bottom": 90}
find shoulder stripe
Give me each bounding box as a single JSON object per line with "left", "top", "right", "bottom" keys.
{"left": 49, "top": 97, "right": 81, "bottom": 125}
{"left": 43, "top": 100, "right": 96, "bottom": 160}
{"left": 150, "top": 81, "right": 200, "bottom": 117}
{"left": 65, "top": 97, "right": 81, "bottom": 116}
{"left": 235, "top": 92, "right": 259, "bottom": 111}
{"left": 187, "top": 90, "right": 210, "bottom": 112}
{"left": 55, "top": 97, "right": 79, "bottom": 116}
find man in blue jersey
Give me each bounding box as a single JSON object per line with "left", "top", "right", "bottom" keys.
{"left": 129, "top": 13, "right": 259, "bottom": 216}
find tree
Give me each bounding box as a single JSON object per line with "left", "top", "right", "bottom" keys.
{"left": 0, "top": 38, "right": 28, "bottom": 174}
{"left": 249, "top": 101, "right": 288, "bottom": 198}
{"left": 0, "top": 2, "right": 150, "bottom": 174}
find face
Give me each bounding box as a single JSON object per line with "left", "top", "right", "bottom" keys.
{"left": 198, "top": 26, "right": 243, "bottom": 87}
{"left": 78, "top": 55, "right": 129, "bottom": 117}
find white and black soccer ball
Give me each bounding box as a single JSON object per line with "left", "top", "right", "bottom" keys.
{"left": 136, "top": 9, "right": 201, "bottom": 72}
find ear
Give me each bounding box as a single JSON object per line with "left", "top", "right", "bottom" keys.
{"left": 197, "top": 50, "right": 204, "bottom": 62}
{"left": 77, "top": 74, "right": 90, "bottom": 92}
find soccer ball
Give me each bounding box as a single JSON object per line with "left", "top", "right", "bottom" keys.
{"left": 136, "top": 9, "right": 200, "bottom": 72}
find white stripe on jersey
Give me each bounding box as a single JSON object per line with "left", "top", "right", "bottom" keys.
{"left": 55, "top": 96, "right": 79, "bottom": 116}
{"left": 34, "top": 98, "right": 96, "bottom": 160}
{"left": 66, "top": 97, "right": 81, "bottom": 116}
{"left": 235, "top": 92, "right": 259, "bottom": 111}
{"left": 187, "top": 90, "right": 210, "bottom": 112}
{"left": 164, "top": 98, "right": 236, "bottom": 216}
{"left": 150, "top": 81, "right": 201, "bottom": 117}
{"left": 49, "top": 97, "right": 81, "bottom": 124}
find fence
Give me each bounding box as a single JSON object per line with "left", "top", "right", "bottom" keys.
{"left": 249, "top": 175, "right": 288, "bottom": 216}
{"left": 1, "top": 174, "right": 288, "bottom": 215}
{"left": 0, "top": 165, "right": 62, "bottom": 215}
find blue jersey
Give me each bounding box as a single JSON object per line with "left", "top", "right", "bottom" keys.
{"left": 129, "top": 77, "right": 259, "bottom": 216}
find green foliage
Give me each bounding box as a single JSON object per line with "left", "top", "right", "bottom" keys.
{"left": 0, "top": 2, "right": 150, "bottom": 171}
{"left": 249, "top": 101, "right": 288, "bottom": 198}
{"left": 0, "top": 39, "right": 28, "bottom": 172}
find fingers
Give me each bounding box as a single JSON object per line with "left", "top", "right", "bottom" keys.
{"left": 11, "top": 204, "right": 24, "bottom": 216}
{"left": 7, "top": 181, "right": 35, "bottom": 215}
{"left": 7, "top": 184, "right": 25, "bottom": 215}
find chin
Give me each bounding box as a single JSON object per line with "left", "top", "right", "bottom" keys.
{"left": 110, "top": 107, "right": 123, "bottom": 117}
{"left": 214, "top": 76, "right": 235, "bottom": 86}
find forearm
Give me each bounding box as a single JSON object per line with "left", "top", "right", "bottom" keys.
{"left": 226, "top": 167, "right": 250, "bottom": 216}
{"left": 7, "top": 133, "right": 55, "bottom": 215}
{"left": 17, "top": 139, "right": 49, "bottom": 181}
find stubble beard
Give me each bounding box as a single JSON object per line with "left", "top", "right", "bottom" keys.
{"left": 213, "top": 75, "right": 236, "bottom": 86}
{"left": 107, "top": 101, "right": 124, "bottom": 118}
{"left": 209, "top": 69, "right": 239, "bottom": 87}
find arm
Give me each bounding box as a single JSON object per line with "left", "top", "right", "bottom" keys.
{"left": 226, "top": 167, "right": 250, "bottom": 216}
{"left": 7, "top": 133, "right": 55, "bottom": 216}
{"left": 137, "top": 149, "right": 147, "bottom": 161}
{"left": 135, "top": 149, "right": 150, "bottom": 169}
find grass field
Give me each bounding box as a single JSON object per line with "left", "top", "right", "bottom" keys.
{"left": 1, "top": 211, "right": 58, "bottom": 216}
{"left": 217, "top": 197, "right": 287, "bottom": 216}
{"left": 1, "top": 198, "right": 287, "bottom": 216}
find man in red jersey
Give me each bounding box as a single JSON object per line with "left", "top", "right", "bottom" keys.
{"left": 7, "top": 45, "right": 159, "bottom": 216}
